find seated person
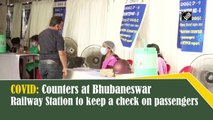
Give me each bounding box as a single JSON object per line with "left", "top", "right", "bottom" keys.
{"left": 147, "top": 43, "right": 167, "bottom": 75}
{"left": 26, "top": 35, "right": 39, "bottom": 79}
{"left": 113, "top": 59, "right": 132, "bottom": 75}
{"left": 10, "top": 37, "right": 21, "bottom": 53}
{"left": 100, "top": 41, "right": 119, "bottom": 69}
{"left": 29, "top": 35, "right": 39, "bottom": 54}
{"left": 10, "top": 37, "right": 28, "bottom": 53}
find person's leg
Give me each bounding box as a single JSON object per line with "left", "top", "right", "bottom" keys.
{"left": 39, "top": 62, "right": 48, "bottom": 79}
{"left": 46, "top": 62, "right": 63, "bottom": 79}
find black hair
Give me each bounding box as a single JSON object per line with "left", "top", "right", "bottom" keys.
{"left": 49, "top": 16, "right": 64, "bottom": 27}
{"left": 30, "top": 35, "right": 38, "bottom": 42}
{"left": 11, "top": 37, "right": 20, "bottom": 45}
{"left": 147, "top": 43, "right": 164, "bottom": 59}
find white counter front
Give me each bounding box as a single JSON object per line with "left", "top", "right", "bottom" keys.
{"left": 0, "top": 53, "right": 38, "bottom": 80}
{"left": 64, "top": 67, "right": 136, "bottom": 80}
{"left": 65, "top": 68, "right": 115, "bottom": 80}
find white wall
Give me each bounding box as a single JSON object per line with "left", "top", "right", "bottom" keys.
{"left": 173, "top": 0, "right": 213, "bottom": 73}
{"left": 2, "top": 0, "right": 212, "bottom": 74}
{"left": 141, "top": 0, "right": 180, "bottom": 73}
{"left": 99, "top": 0, "right": 181, "bottom": 73}
{"left": 9, "top": 0, "right": 35, "bottom": 3}
{"left": 0, "top": 0, "right": 7, "bottom": 34}
{"left": 63, "top": 0, "right": 213, "bottom": 73}
{"left": 134, "top": 0, "right": 213, "bottom": 73}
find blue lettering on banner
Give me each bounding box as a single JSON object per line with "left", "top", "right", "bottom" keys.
{"left": 177, "top": 0, "right": 207, "bottom": 52}
{"left": 120, "top": 3, "right": 147, "bottom": 48}
{"left": 53, "top": 0, "right": 66, "bottom": 20}
{"left": 53, "top": 0, "right": 66, "bottom": 35}
{"left": 53, "top": 7, "right": 66, "bottom": 20}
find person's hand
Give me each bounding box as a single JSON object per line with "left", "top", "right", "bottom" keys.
{"left": 17, "top": 47, "right": 24, "bottom": 53}
{"left": 62, "top": 67, "right": 68, "bottom": 78}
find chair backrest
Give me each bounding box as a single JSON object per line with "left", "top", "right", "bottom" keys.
{"left": 166, "top": 64, "right": 171, "bottom": 73}
{"left": 179, "top": 66, "right": 193, "bottom": 73}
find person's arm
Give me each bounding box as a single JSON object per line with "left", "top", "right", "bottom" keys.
{"left": 58, "top": 50, "right": 68, "bottom": 77}
{"left": 37, "top": 45, "right": 40, "bottom": 51}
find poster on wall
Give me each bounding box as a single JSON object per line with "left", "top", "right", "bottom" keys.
{"left": 53, "top": 0, "right": 66, "bottom": 20}
{"left": 120, "top": 0, "right": 147, "bottom": 48}
{"left": 177, "top": 0, "right": 207, "bottom": 52}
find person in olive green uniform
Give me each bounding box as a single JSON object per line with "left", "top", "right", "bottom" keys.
{"left": 26, "top": 35, "right": 39, "bottom": 79}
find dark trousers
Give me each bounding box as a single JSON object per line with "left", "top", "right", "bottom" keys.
{"left": 39, "top": 60, "right": 63, "bottom": 79}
